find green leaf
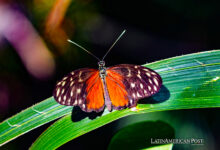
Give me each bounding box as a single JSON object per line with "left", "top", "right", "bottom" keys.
{"left": 0, "top": 97, "right": 72, "bottom": 146}
{"left": 0, "top": 50, "right": 220, "bottom": 148}
{"left": 30, "top": 50, "right": 220, "bottom": 149}
{"left": 108, "top": 121, "right": 175, "bottom": 150}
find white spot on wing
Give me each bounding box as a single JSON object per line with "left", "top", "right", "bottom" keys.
{"left": 144, "top": 90, "right": 147, "bottom": 94}
{"left": 134, "top": 66, "right": 138, "bottom": 69}
{"left": 148, "top": 86, "right": 152, "bottom": 91}
{"left": 62, "top": 81, "right": 66, "bottom": 87}
{"left": 149, "top": 79, "right": 153, "bottom": 84}
{"left": 56, "top": 88, "right": 60, "bottom": 96}
{"left": 73, "top": 100, "right": 77, "bottom": 105}
{"left": 140, "top": 83, "right": 143, "bottom": 89}
{"left": 151, "top": 72, "right": 157, "bottom": 75}
{"left": 127, "top": 69, "right": 131, "bottom": 77}
{"left": 82, "top": 104, "right": 86, "bottom": 109}
{"left": 146, "top": 72, "right": 151, "bottom": 77}
{"left": 153, "top": 78, "right": 159, "bottom": 86}
{"left": 78, "top": 99, "right": 82, "bottom": 104}
{"left": 61, "top": 89, "right": 65, "bottom": 94}
{"left": 71, "top": 91, "right": 73, "bottom": 97}
{"left": 154, "top": 85, "right": 157, "bottom": 91}
{"left": 71, "top": 72, "right": 74, "bottom": 75}
{"left": 70, "top": 81, "right": 74, "bottom": 86}
{"left": 77, "top": 88, "right": 81, "bottom": 94}
{"left": 137, "top": 92, "right": 141, "bottom": 97}
{"left": 143, "top": 68, "right": 149, "bottom": 72}
{"left": 68, "top": 98, "right": 71, "bottom": 104}
{"left": 63, "top": 95, "right": 66, "bottom": 101}
{"left": 132, "top": 93, "right": 136, "bottom": 98}
{"left": 63, "top": 77, "right": 67, "bottom": 80}
{"left": 131, "top": 83, "right": 135, "bottom": 88}
{"left": 78, "top": 78, "right": 83, "bottom": 82}
{"left": 58, "top": 97, "right": 61, "bottom": 102}
{"left": 79, "top": 71, "right": 82, "bottom": 77}
{"left": 137, "top": 74, "right": 142, "bottom": 79}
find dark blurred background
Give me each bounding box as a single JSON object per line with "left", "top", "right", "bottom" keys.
{"left": 0, "top": 0, "right": 220, "bottom": 149}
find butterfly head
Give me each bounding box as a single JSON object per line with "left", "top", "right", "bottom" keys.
{"left": 98, "top": 60, "right": 105, "bottom": 68}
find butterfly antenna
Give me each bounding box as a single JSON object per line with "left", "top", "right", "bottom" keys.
{"left": 67, "top": 39, "right": 101, "bottom": 61}
{"left": 102, "top": 30, "right": 126, "bottom": 61}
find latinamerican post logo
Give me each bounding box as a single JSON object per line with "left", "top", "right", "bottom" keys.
{"left": 151, "top": 138, "right": 204, "bottom": 145}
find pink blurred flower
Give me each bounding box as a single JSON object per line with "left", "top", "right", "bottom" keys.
{"left": 0, "top": 3, "right": 55, "bottom": 79}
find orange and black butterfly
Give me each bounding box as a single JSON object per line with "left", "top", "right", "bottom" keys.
{"left": 53, "top": 30, "right": 162, "bottom": 112}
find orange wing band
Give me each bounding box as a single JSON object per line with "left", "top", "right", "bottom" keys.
{"left": 106, "top": 70, "right": 129, "bottom": 108}
{"left": 86, "top": 71, "right": 105, "bottom": 111}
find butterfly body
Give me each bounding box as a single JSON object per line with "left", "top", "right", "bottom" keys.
{"left": 53, "top": 61, "right": 162, "bottom": 112}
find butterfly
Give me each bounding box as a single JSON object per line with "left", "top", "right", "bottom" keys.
{"left": 53, "top": 30, "right": 162, "bottom": 112}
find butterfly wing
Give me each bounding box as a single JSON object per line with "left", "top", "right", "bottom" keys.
{"left": 106, "top": 64, "right": 162, "bottom": 109}
{"left": 105, "top": 70, "right": 130, "bottom": 110}
{"left": 53, "top": 68, "right": 105, "bottom": 112}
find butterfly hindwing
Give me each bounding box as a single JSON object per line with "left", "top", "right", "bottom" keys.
{"left": 105, "top": 71, "right": 130, "bottom": 110}
{"left": 85, "top": 72, "right": 105, "bottom": 112}
{"left": 53, "top": 68, "right": 105, "bottom": 112}
{"left": 107, "top": 64, "right": 162, "bottom": 108}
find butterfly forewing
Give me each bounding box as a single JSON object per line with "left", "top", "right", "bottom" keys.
{"left": 53, "top": 68, "right": 105, "bottom": 112}
{"left": 107, "top": 64, "right": 162, "bottom": 108}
